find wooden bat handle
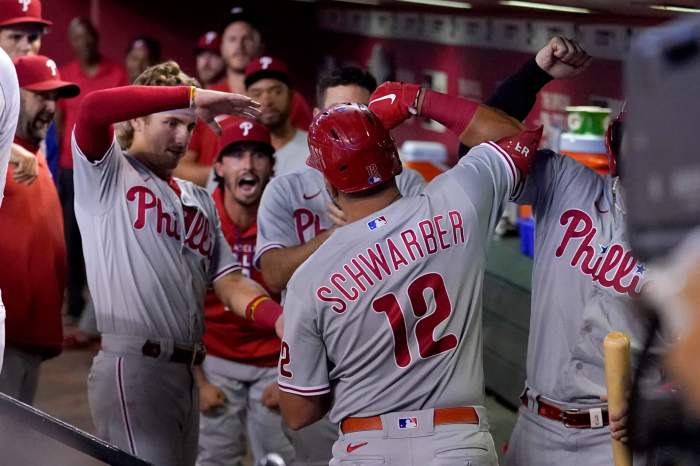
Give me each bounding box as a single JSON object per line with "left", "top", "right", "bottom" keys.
{"left": 604, "top": 331, "right": 632, "bottom": 466}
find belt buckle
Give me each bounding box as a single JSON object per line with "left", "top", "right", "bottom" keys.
{"left": 561, "top": 408, "right": 580, "bottom": 428}
{"left": 190, "top": 343, "right": 205, "bottom": 368}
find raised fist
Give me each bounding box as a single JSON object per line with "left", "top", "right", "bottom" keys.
{"left": 368, "top": 82, "right": 421, "bottom": 130}
{"left": 536, "top": 36, "right": 592, "bottom": 80}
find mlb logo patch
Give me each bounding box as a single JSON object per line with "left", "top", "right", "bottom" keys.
{"left": 398, "top": 417, "right": 418, "bottom": 429}
{"left": 366, "top": 164, "right": 381, "bottom": 185}
{"left": 367, "top": 216, "right": 387, "bottom": 231}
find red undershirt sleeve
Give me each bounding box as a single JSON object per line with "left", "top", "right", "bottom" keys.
{"left": 74, "top": 85, "right": 192, "bottom": 161}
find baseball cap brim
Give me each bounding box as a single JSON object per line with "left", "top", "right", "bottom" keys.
{"left": 244, "top": 70, "right": 290, "bottom": 89}
{"left": 218, "top": 140, "right": 275, "bottom": 160}
{"left": 23, "top": 80, "right": 80, "bottom": 98}
{"left": 0, "top": 16, "right": 52, "bottom": 28}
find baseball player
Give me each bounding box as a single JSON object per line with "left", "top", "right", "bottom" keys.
{"left": 503, "top": 108, "right": 657, "bottom": 466}
{"left": 0, "top": 0, "right": 51, "bottom": 188}
{"left": 245, "top": 56, "right": 312, "bottom": 176}
{"left": 71, "top": 61, "right": 283, "bottom": 466}
{"left": 0, "top": 55, "right": 78, "bottom": 404}
{"left": 256, "top": 65, "right": 425, "bottom": 296}
{"left": 278, "top": 94, "right": 538, "bottom": 466}
{"left": 197, "top": 117, "right": 294, "bottom": 466}
{"left": 194, "top": 31, "right": 226, "bottom": 88}
{"left": 176, "top": 8, "right": 312, "bottom": 186}
{"left": 254, "top": 67, "right": 424, "bottom": 466}
{"left": 0, "top": 0, "right": 51, "bottom": 59}
{"left": 0, "top": 46, "right": 20, "bottom": 371}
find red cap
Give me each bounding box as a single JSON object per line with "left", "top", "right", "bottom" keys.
{"left": 0, "top": 0, "right": 52, "bottom": 28}
{"left": 244, "top": 56, "right": 290, "bottom": 88}
{"left": 194, "top": 31, "right": 221, "bottom": 55}
{"left": 307, "top": 103, "right": 402, "bottom": 193}
{"left": 216, "top": 116, "right": 274, "bottom": 159}
{"left": 13, "top": 55, "right": 80, "bottom": 97}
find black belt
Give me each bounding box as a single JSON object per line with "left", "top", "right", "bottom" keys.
{"left": 141, "top": 341, "right": 206, "bottom": 367}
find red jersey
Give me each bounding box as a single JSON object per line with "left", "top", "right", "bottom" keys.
{"left": 202, "top": 188, "right": 280, "bottom": 366}
{"left": 58, "top": 58, "right": 128, "bottom": 169}
{"left": 0, "top": 138, "right": 66, "bottom": 358}
{"left": 188, "top": 78, "right": 313, "bottom": 167}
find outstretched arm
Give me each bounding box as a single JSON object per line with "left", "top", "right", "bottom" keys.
{"left": 74, "top": 85, "right": 260, "bottom": 160}
{"left": 369, "top": 82, "right": 524, "bottom": 147}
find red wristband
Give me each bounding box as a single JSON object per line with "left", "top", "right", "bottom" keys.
{"left": 245, "top": 295, "right": 282, "bottom": 329}
{"left": 420, "top": 89, "right": 479, "bottom": 137}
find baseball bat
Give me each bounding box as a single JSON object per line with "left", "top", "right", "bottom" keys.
{"left": 604, "top": 332, "right": 632, "bottom": 466}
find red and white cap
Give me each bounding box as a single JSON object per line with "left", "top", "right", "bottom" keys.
{"left": 244, "top": 56, "right": 290, "bottom": 88}
{"left": 0, "top": 0, "right": 52, "bottom": 28}
{"left": 13, "top": 55, "right": 80, "bottom": 97}
{"left": 216, "top": 116, "right": 274, "bottom": 159}
{"left": 194, "top": 31, "right": 221, "bottom": 55}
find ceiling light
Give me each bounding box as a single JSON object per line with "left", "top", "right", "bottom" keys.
{"left": 397, "top": 0, "right": 472, "bottom": 9}
{"left": 649, "top": 4, "right": 700, "bottom": 13}
{"left": 499, "top": 1, "right": 592, "bottom": 14}
{"left": 333, "top": 0, "right": 380, "bottom": 5}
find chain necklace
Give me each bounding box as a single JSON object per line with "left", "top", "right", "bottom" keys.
{"left": 612, "top": 176, "right": 626, "bottom": 215}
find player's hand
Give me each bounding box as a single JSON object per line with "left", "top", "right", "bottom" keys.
{"left": 199, "top": 382, "right": 226, "bottom": 413}
{"left": 368, "top": 82, "right": 421, "bottom": 130}
{"left": 274, "top": 314, "right": 284, "bottom": 339}
{"left": 193, "top": 88, "right": 261, "bottom": 135}
{"left": 601, "top": 394, "right": 629, "bottom": 443}
{"left": 261, "top": 382, "right": 281, "bottom": 411}
{"left": 327, "top": 202, "right": 347, "bottom": 227}
{"left": 10, "top": 143, "right": 38, "bottom": 185}
{"left": 535, "top": 36, "right": 592, "bottom": 79}
{"left": 609, "top": 406, "right": 629, "bottom": 443}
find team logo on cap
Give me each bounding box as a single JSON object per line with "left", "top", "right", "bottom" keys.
{"left": 259, "top": 56, "right": 273, "bottom": 69}
{"left": 19, "top": 0, "right": 32, "bottom": 13}
{"left": 45, "top": 59, "right": 57, "bottom": 77}
{"left": 205, "top": 31, "right": 217, "bottom": 44}
{"left": 239, "top": 121, "right": 253, "bottom": 137}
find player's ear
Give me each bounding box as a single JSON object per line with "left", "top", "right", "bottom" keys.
{"left": 131, "top": 117, "right": 146, "bottom": 133}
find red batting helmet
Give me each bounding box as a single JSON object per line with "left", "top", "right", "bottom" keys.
{"left": 307, "top": 103, "right": 402, "bottom": 193}
{"left": 605, "top": 107, "right": 625, "bottom": 177}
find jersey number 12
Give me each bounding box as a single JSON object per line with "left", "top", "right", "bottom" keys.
{"left": 372, "top": 272, "right": 458, "bottom": 368}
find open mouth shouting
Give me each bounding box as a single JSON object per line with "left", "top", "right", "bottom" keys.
{"left": 236, "top": 172, "right": 261, "bottom": 196}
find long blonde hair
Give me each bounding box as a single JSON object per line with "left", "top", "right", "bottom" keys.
{"left": 116, "top": 60, "right": 200, "bottom": 149}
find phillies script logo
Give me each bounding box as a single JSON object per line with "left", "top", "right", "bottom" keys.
{"left": 293, "top": 208, "right": 322, "bottom": 244}
{"left": 556, "top": 209, "right": 645, "bottom": 297}
{"left": 126, "top": 186, "right": 213, "bottom": 258}
{"left": 19, "top": 0, "right": 31, "bottom": 13}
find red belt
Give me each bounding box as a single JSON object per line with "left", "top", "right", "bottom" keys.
{"left": 520, "top": 391, "right": 609, "bottom": 429}
{"left": 340, "top": 406, "right": 479, "bottom": 434}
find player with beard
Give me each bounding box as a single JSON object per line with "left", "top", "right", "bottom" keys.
{"left": 245, "top": 56, "right": 311, "bottom": 176}
{"left": 0, "top": 55, "right": 79, "bottom": 403}
{"left": 176, "top": 8, "right": 312, "bottom": 186}
{"left": 194, "top": 32, "right": 226, "bottom": 89}
{"left": 196, "top": 117, "right": 294, "bottom": 466}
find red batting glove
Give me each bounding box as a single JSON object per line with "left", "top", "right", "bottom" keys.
{"left": 368, "top": 82, "right": 421, "bottom": 129}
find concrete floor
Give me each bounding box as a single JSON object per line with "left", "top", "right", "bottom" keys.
{"left": 3, "top": 348, "right": 518, "bottom": 465}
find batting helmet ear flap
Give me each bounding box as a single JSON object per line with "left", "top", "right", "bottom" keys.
{"left": 307, "top": 103, "right": 402, "bottom": 194}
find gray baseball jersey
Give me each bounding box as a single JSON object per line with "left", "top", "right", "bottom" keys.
{"left": 72, "top": 133, "right": 239, "bottom": 345}
{"left": 278, "top": 142, "right": 518, "bottom": 423}
{"left": 516, "top": 150, "right": 657, "bottom": 403}
{"left": 0, "top": 47, "right": 20, "bottom": 207}
{"left": 255, "top": 167, "right": 425, "bottom": 265}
